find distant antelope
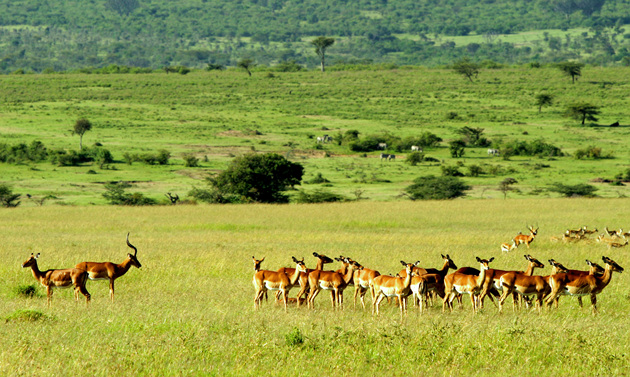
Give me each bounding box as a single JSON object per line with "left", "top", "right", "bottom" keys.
{"left": 380, "top": 153, "right": 395, "bottom": 162}
{"left": 514, "top": 226, "right": 538, "bottom": 248}
{"left": 411, "top": 145, "right": 422, "bottom": 152}
{"left": 487, "top": 148, "right": 500, "bottom": 156}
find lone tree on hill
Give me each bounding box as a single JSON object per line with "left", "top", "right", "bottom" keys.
{"left": 73, "top": 118, "right": 92, "bottom": 150}
{"left": 535, "top": 93, "right": 554, "bottom": 113}
{"left": 237, "top": 59, "right": 256, "bottom": 76}
{"left": 565, "top": 103, "right": 600, "bottom": 125}
{"left": 311, "top": 37, "right": 335, "bottom": 72}
{"left": 452, "top": 58, "right": 480, "bottom": 82}
{"left": 557, "top": 61, "right": 584, "bottom": 83}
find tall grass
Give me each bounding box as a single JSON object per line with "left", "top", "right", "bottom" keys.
{"left": 1, "top": 200, "right": 629, "bottom": 375}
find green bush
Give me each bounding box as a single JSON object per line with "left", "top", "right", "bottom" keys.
{"left": 12, "top": 284, "right": 40, "bottom": 298}
{"left": 574, "top": 146, "right": 613, "bottom": 159}
{"left": 0, "top": 140, "right": 49, "bottom": 163}
{"left": 187, "top": 187, "right": 247, "bottom": 204}
{"left": 405, "top": 175, "right": 470, "bottom": 200}
{"left": 285, "top": 327, "right": 305, "bottom": 347}
{"left": 406, "top": 152, "right": 424, "bottom": 166}
{"left": 294, "top": 189, "right": 346, "bottom": 203}
{"left": 183, "top": 153, "right": 200, "bottom": 167}
{"left": 5, "top": 309, "right": 49, "bottom": 322}
{"left": 102, "top": 182, "right": 157, "bottom": 205}
{"left": 306, "top": 173, "right": 330, "bottom": 184}
{"left": 441, "top": 165, "right": 464, "bottom": 177}
{"left": 0, "top": 184, "right": 21, "bottom": 207}
{"left": 549, "top": 183, "right": 598, "bottom": 197}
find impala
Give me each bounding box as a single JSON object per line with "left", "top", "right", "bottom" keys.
{"left": 513, "top": 226, "right": 538, "bottom": 248}
{"left": 547, "top": 258, "right": 604, "bottom": 308}
{"left": 75, "top": 233, "right": 141, "bottom": 303}
{"left": 353, "top": 264, "right": 381, "bottom": 309}
{"left": 545, "top": 258, "right": 622, "bottom": 313}
{"left": 500, "top": 239, "right": 518, "bottom": 253}
{"left": 22, "top": 253, "right": 91, "bottom": 307}
{"left": 401, "top": 254, "right": 457, "bottom": 308}
{"left": 278, "top": 252, "right": 334, "bottom": 305}
{"left": 307, "top": 259, "right": 360, "bottom": 310}
{"left": 443, "top": 257, "right": 494, "bottom": 314}
{"left": 253, "top": 257, "right": 307, "bottom": 311}
{"left": 372, "top": 261, "right": 418, "bottom": 318}
{"left": 412, "top": 273, "right": 445, "bottom": 313}
{"left": 498, "top": 260, "right": 567, "bottom": 313}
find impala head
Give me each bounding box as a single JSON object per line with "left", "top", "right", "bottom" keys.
{"left": 21, "top": 253, "right": 40, "bottom": 268}
{"left": 602, "top": 256, "right": 624, "bottom": 273}
{"left": 312, "top": 252, "right": 334, "bottom": 265}
{"left": 585, "top": 259, "right": 605, "bottom": 275}
{"left": 252, "top": 256, "right": 265, "bottom": 272}
{"left": 399, "top": 260, "right": 417, "bottom": 275}
{"left": 548, "top": 259, "right": 569, "bottom": 274}
{"left": 441, "top": 254, "right": 458, "bottom": 270}
{"left": 524, "top": 254, "right": 544, "bottom": 269}
{"left": 126, "top": 233, "right": 142, "bottom": 268}
{"left": 475, "top": 257, "right": 494, "bottom": 270}
{"left": 292, "top": 256, "right": 307, "bottom": 273}
{"left": 529, "top": 226, "right": 538, "bottom": 235}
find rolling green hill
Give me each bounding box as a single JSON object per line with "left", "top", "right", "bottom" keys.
{"left": 1, "top": 0, "right": 630, "bottom": 72}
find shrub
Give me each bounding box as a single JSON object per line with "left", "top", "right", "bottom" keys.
{"left": 0, "top": 184, "right": 21, "bottom": 207}
{"left": 187, "top": 187, "right": 247, "bottom": 204}
{"left": 285, "top": 327, "right": 305, "bottom": 347}
{"left": 441, "top": 165, "right": 464, "bottom": 177}
{"left": 468, "top": 164, "right": 484, "bottom": 177}
{"left": 549, "top": 183, "right": 598, "bottom": 197}
{"left": 294, "top": 189, "right": 346, "bottom": 203}
{"left": 407, "top": 152, "right": 424, "bottom": 166}
{"left": 574, "top": 146, "right": 613, "bottom": 159}
{"left": 102, "top": 182, "right": 157, "bottom": 205}
{"left": 405, "top": 175, "right": 470, "bottom": 200}
{"left": 12, "top": 284, "right": 40, "bottom": 298}
{"left": 0, "top": 140, "right": 49, "bottom": 163}
{"left": 449, "top": 140, "right": 466, "bottom": 158}
{"left": 183, "top": 153, "right": 200, "bottom": 167}
{"left": 306, "top": 173, "right": 330, "bottom": 184}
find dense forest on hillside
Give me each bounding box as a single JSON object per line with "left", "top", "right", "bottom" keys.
{"left": 1, "top": 0, "right": 630, "bottom": 72}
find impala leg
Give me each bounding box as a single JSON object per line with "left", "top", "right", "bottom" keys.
{"left": 309, "top": 288, "right": 321, "bottom": 310}
{"left": 577, "top": 296, "right": 584, "bottom": 308}
{"left": 470, "top": 294, "right": 476, "bottom": 314}
{"left": 282, "top": 289, "right": 288, "bottom": 312}
{"left": 109, "top": 279, "right": 115, "bottom": 303}
{"left": 46, "top": 286, "right": 52, "bottom": 308}
{"left": 590, "top": 294, "right": 597, "bottom": 314}
{"left": 373, "top": 293, "right": 385, "bottom": 316}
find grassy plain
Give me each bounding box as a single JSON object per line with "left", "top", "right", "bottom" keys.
{"left": 1, "top": 66, "right": 630, "bottom": 205}
{"left": 1, "top": 200, "right": 629, "bottom": 376}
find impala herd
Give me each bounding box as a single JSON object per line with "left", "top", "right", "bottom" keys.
{"left": 253, "top": 225, "right": 626, "bottom": 317}
{"left": 20, "top": 233, "right": 141, "bottom": 307}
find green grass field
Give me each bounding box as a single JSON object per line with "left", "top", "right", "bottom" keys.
{"left": 1, "top": 200, "right": 629, "bottom": 376}
{"left": 1, "top": 66, "right": 630, "bottom": 205}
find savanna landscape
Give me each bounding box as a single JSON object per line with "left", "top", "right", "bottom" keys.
{"left": 2, "top": 0, "right": 630, "bottom": 376}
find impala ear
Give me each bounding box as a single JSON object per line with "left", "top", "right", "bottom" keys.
{"left": 446, "top": 254, "right": 450, "bottom": 259}
{"left": 292, "top": 256, "right": 298, "bottom": 263}
{"left": 524, "top": 254, "right": 529, "bottom": 260}
{"left": 586, "top": 259, "right": 592, "bottom": 266}
{"left": 400, "top": 260, "right": 407, "bottom": 266}
{"left": 35, "top": 253, "right": 40, "bottom": 259}
{"left": 415, "top": 260, "right": 421, "bottom": 266}
{"left": 476, "top": 257, "right": 481, "bottom": 262}
{"left": 488, "top": 257, "right": 495, "bottom": 263}
{"left": 441, "top": 254, "right": 445, "bottom": 258}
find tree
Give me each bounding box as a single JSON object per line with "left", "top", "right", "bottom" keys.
{"left": 557, "top": 61, "right": 584, "bottom": 83}
{"left": 455, "top": 126, "right": 490, "bottom": 147}
{"left": 452, "top": 58, "right": 480, "bottom": 82}
{"left": 535, "top": 94, "right": 554, "bottom": 113}
{"left": 209, "top": 153, "right": 304, "bottom": 203}
{"left": 498, "top": 178, "right": 518, "bottom": 199}
{"left": 405, "top": 175, "right": 470, "bottom": 200}
{"left": 565, "top": 103, "right": 600, "bottom": 125}
{"left": 73, "top": 118, "right": 92, "bottom": 150}
{"left": 237, "top": 59, "right": 256, "bottom": 76}
{"left": 549, "top": 183, "right": 598, "bottom": 197}
{"left": 311, "top": 37, "right": 335, "bottom": 72}
{"left": 449, "top": 140, "right": 466, "bottom": 158}
{"left": 0, "top": 184, "right": 21, "bottom": 207}
{"left": 106, "top": 0, "right": 140, "bottom": 16}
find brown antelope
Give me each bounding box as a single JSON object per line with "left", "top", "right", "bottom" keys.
{"left": 501, "top": 239, "right": 518, "bottom": 253}
{"left": 306, "top": 259, "right": 360, "bottom": 310}
{"left": 353, "top": 265, "right": 381, "bottom": 309}
{"left": 253, "top": 257, "right": 307, "bottom": 311}
{"left": 581, "top": 226, "right": 598, "bottom": 235}
{"left": 443, "top": 257, "right": 494, "bottom": 314}
{"left": 22, "top": 253, "right": 91, "bottom": 307}
{"left": 498, "top": 260, "right": 567, "bottom": 313}
{"left": 596, "top": 235, "right": 629, "bottom": 248}
{"left": 278, "top": 252, "right": 334, "bottom": 305}
{"left": 372, "top": 261, "right": 418, "bottom": 318}
{"left": 403, "top": 254, "right": 458, "bottom": 308}
{"left": 513, "top": 226, "right": 538, "bottom": 248}
{"left": 545, "top": 256, "right": 624, "bottom": 313}
{"left": 546, "top": 259, "right": 605, "bottom": 308}
{"left": 413, "top": 273, "right": 445, "bottom": 313}
{"left": 75, "top": 233, "right": 141, "bottom": 303}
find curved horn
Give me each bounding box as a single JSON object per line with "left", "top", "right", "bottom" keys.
{"left": 126, "top": 232, "right": 138, "bottom": 256}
